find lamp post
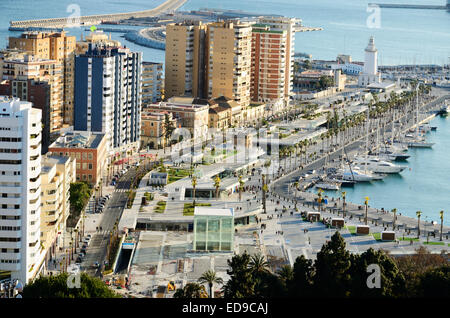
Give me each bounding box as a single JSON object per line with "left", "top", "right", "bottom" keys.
{"left": 341, "top": 191, "right": 346, "bottom": 217}
{"left": 439, "top": 210, "right": 444, "bottom": 242}
{"left": 364, "top": 196, "right": 369, "bottom": 225}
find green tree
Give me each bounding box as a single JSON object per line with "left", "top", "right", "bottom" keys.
{"left": 222, "top": 252, "right": 255, "bottom": 298}
{"left": 348, "top": 248, "right": 406, "bottom": 298}
{"left": 69, "top": 182, "right": 92, "bottom": 214}
{"left": 198, "top": 270, "right": 223, "bottom": 298}
{"left": 22, "top": 273, "right": 120, "bottom": 298}
{"left": 163, "top": 114, "right": 175, "bottom": 149}
{"left": 417, "top": 265, "right": 450, "bottom": 298}
{"left": 288, "top": 255, "right": 314, "bottom": 297}
{"left": 314, "top": 232, "right": 352, "bottom": 297}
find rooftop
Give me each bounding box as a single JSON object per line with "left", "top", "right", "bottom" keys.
{"left": 49, "top": 132, "right": 105, "bottom": 149}
{"left": 194, "top": 206, "right": 234, "bottom": 217}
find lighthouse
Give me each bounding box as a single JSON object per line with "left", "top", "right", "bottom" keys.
{"left": 358, "top": 36, "right": 382, "bottom": 87}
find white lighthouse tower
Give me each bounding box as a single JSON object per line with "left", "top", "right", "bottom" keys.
{"left": 358, "top": 36, "right": 381, "bottom": 87}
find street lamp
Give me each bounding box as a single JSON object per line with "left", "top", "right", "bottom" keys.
{"left": 364, "top": 196, "right": 369, "bottom": 225}
{"left": 341, "top": 191, "right": 346, "bottom": 217}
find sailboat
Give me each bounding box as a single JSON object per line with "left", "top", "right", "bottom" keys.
{"left": 315, "top": 153, "right": 342, "bottom": 190}
{"left": 407, "top": 89, "right": 434, "bottom": 148}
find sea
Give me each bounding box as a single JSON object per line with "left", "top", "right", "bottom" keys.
{"left": 0, "top": 0, "right": 449, "bottom": 224}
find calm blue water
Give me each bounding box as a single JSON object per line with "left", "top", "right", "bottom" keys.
{"left": 0, "top": 1, "right": 449, "bottom": 224}
{"left": 316, "top": 115, "right": 450, "bottom": 226}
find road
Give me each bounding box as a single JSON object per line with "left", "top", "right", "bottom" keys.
{"left": 82, "top": 159, "right": 157, "bottom": 277}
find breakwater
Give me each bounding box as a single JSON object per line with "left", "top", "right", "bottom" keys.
{"left": 9, "top": 0, "right": 187, "bottom": 29}
{"left": 125, "top": 28, "right": 165, "bottom": 50}
{"left": 368, "top": 2, "right": 449, "bottom": 10}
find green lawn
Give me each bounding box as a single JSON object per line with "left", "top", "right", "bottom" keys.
{"left": 183, "top": 203, "right": 211, "bottom": 216}
{"left": 372, "top": 232, "right": 382, "bottom": 241}
{"left": 422, "top": 241, "right": 445, "bottom": 246}
{"left": 167, "top": 168, "right": 192, "bottom": 184}
{"left": 345, "top": 226, "right": 357, "bottom": 235}
{"left": 154, "top": 201, "right": 166, "bottom": 213}
{"left": 398, "top": 237, "right": 419, "bottom": 241}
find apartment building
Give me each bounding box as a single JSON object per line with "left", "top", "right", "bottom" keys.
{"left": 40, "top": 155, "right": 75, "bottom": 267}
{"left": 74, "top": 44, "right": 142, "bottom": 153}
{"left": 48, "top": 132, "right": 107, "bottom": 186}
{"left": 9, "top": 32, "right": 76, "bottom": 126}
{"left": 207, "top": 96, "right": 243, "bottom": 130}
{"left": 0, "top": 52, "right": 63, "bottom": 153}
{"left": 142, "top": 61, "right": 163, "bottom": 105}
{"left": 205, "top": 21, "right": 252, "bottom": 107}
{"left": 75, "top": 31, "right": 121, "bottom": 55}
{"left": 251, "top": 24, "right": 288, "bottom": 102}
{"left": 144, "top": 97, "right": 209, "bottom": 140}
{"left": 254, "top": 17, "right": 300, "bottom": 104}
{"left": 165, "top": 21, "right": 207, "bottom": 99}
{"left": 0, "top": 96, "right": 44, "bottom": 284}
{"left": 141, "top": 111, "right": 177, "bottom": 149}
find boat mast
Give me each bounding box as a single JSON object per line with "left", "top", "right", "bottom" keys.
{"left": 365, "top": 107, "right": 369, "bottom": 174}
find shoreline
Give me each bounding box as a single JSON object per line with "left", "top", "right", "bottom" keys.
{"left": 269, "top": 93, "right": 450, "bottom": 233}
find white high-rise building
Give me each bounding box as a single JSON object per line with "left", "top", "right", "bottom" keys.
{"left": 0, "top": 96, "right": 45, "bottom": 284}
{"left": 358, "top": 36, "right": 381, "bottom": 87}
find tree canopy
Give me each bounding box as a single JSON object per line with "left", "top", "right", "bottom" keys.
{"left": 22, "top": 273, "right": 120, "bottom": 298}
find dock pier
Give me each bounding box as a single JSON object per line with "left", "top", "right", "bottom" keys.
{"left": 9, "top": 0, "right": 186, "bottom": 30}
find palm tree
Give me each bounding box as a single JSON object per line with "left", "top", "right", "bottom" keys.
{"left": 317, "top": 188, "right": 324, "bottom": 212}
{"left": 416, "top": 210, "right": 422, "bottom": 238}
{"left": 238, "top": 175, "right": 245, "bottom": 202}
{"left": 248, "top": 253, "right": 270, "bottom": 276}
{"left": 214, "top": 175, "right": 221, "bottom": 199}
{"left": 198, "top": 270, "right": 223, "bottom": 298}
{"left": 262, "top": 175, "right": 268, "bottom": 214}
{"left": 277, "top": 264, "right": 293, "bottom": 283}
{"left": 191, "top": 175, "right": 197, "bottom": 208}
{"left": 391, "top": 208, "right": 397, "bottom": 230}
{"left": 439, "top": 210, "right": 444, "bottom": 242}
{"left": 174, "top": 282, "right": 208, "bottom": 298}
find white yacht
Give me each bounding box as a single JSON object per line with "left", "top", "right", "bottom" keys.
{"left": 405, "top": 135, "right": 434, "bottom": 148}
{"left": 337, "top": 167, "right": 376, "bottom": 182}
{"left": 315, "top": 179, "right": 341, "bottom": 191}
{"left": 352, "top": 156, "right": 406, "bottom": 174}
